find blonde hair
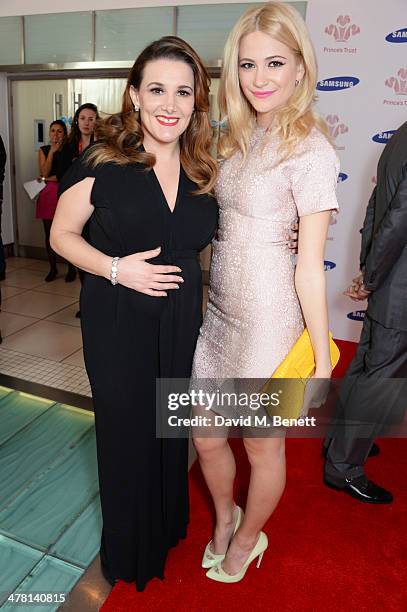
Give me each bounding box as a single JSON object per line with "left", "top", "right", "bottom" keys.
{"left": 218, "top": 1, "right": 329, "bottom": 162}
{"left": 85, "top": 37, "right": 217, "bottom": 195}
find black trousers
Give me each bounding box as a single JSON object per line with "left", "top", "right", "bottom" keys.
{"left": 324, "top": 314, "right": 407, "bottom": 483}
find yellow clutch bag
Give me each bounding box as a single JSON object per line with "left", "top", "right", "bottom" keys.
{"left": 261, "top": 330, "right": 340, "bottom": 420}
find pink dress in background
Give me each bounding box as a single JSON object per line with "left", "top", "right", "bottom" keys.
{"left": 36, "top": 182, "right": 59, "bottom": 220}
{"left": 36, "top": 145, "right": 61, "bottom": 220}
{"left": 191, "top": 126, "right": 340, "bottom": 395}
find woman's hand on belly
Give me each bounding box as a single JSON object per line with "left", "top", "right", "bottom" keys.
{"left": 117, "top": 247, "right": 184, "bottom": 296}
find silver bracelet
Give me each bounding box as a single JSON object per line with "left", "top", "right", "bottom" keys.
{"left": 110, "top": 257, "right": 120, "bottom": 285}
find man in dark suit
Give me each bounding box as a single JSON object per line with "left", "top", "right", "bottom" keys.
{"left": 323, "top": 120, "right": 407, "bottom": 503}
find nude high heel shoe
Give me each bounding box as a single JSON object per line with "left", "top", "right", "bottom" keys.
{"left": 205, "top": 531, "right": 268, "bottom": 583}
{"left": 201, "top": 505, "right": 243, "bottom": 569}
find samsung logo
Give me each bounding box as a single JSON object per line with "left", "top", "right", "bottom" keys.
{"left": 347, "top": 310, "right": 366, "bottom": 321}
{"left": 385, "top": 28, "right": 407, "bottom": 43}
{"left": 317, "top": 77, "right": 359, "bottom": 91}
{"left": 338, "top": 172, "right": 348, "bottom": 182}
{"left": 372, "top": 130, "right": 396, "bottom": 143}
{"left": 324, "top": 260, "right": 336, "bottom": 271}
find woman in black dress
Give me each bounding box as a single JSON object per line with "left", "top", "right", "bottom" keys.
{"left": 51, "top": 37, "right": 218, "bottom": 592}
{"left": 56, "top": 102, "right": 99, "bottom": 182}
{"left": 56, "top": 103, "right": 99, "bottom": 283}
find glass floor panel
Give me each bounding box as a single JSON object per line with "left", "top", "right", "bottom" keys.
{"left": 0, "top": 389, "right": 100, "bottom": 610}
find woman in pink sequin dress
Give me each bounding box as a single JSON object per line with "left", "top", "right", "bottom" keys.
{"left": 191, "top": 2, "right": 339, "bottom": 582}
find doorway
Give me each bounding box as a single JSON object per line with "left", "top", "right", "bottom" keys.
{"left": 10, "top": 75, "right": 219, "bottom": 272}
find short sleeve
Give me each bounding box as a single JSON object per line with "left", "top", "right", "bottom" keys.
{"left": 58, "top": 155, "right": 100, "bottom": 206}
{"left": 291, "top": 133, "right": 340, "bottom": 217}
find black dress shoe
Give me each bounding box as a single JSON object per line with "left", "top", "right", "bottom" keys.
{"left": 322, "top": 442, "right": 380, "bottom": 459}
{"left": 324, "top": 475, "right": 393, "bottom": 504}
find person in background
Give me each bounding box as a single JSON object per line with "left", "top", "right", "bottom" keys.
{"left": 56, "top": 103, "right": 99, "bottom": 284}
{"left": 0, "top": 134, "right": 6, "bottom": 283}
{"left": 323, "top": 120, "right": 407, "bottom": 503}
{"left": 0, "top": 133, "right": 6, "bottom": 344}
{"left": 36, "top": 120, "right": 69, "bottom": 282}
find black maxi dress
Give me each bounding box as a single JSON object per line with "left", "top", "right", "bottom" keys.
{"left": 59, "top": 153, "right": 218, "bottom": 591}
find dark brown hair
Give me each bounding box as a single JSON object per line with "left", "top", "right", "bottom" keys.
{"left": 85, "top": 36, "right": 217, "bottom": 194}
{"left": 68, "top": 103, "right": 99, "bottom": 153}
{"left": 50, "top": 119, "right": 68, "bottom": 137}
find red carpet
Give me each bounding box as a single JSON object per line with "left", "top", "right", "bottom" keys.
{"left": 101, "top": 341, "right": 407, "bottom": 612}
{"left": 332, "top": 339, "right": 358, "bottom": 378}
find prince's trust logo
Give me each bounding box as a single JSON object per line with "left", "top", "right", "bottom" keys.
{"left": 324, "top": 15, "right": 360, "bottom": 54}
{"left": 384, "top": 68, "right": 407, "bottom": 107}
{"left": 326, "top": 115, "right": 348, "bottom": 150}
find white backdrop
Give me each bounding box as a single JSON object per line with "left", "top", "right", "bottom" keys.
{"left": 306, "top": 0, "right": 407, "bottom": 341}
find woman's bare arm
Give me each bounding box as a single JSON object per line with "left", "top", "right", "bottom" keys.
{"left": 50, "top": 177, "right": 184, "bottom": 296}
{"left": 38, "top": 148, "right": 54, "bottom": 178}
{"left": 294, "top": 210, "right": 332, "bottom": 376}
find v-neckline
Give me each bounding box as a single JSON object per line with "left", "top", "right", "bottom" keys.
{"left": 150, "top": 164, "right": 181, "bottom": 215}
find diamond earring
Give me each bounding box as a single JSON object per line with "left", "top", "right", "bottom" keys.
{"left": 134, "top": 105, "right": 140, "bottom": 112}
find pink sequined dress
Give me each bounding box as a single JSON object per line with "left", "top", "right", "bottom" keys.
{"left": 191, "top": 126, "right": 339, "bottom": 409}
